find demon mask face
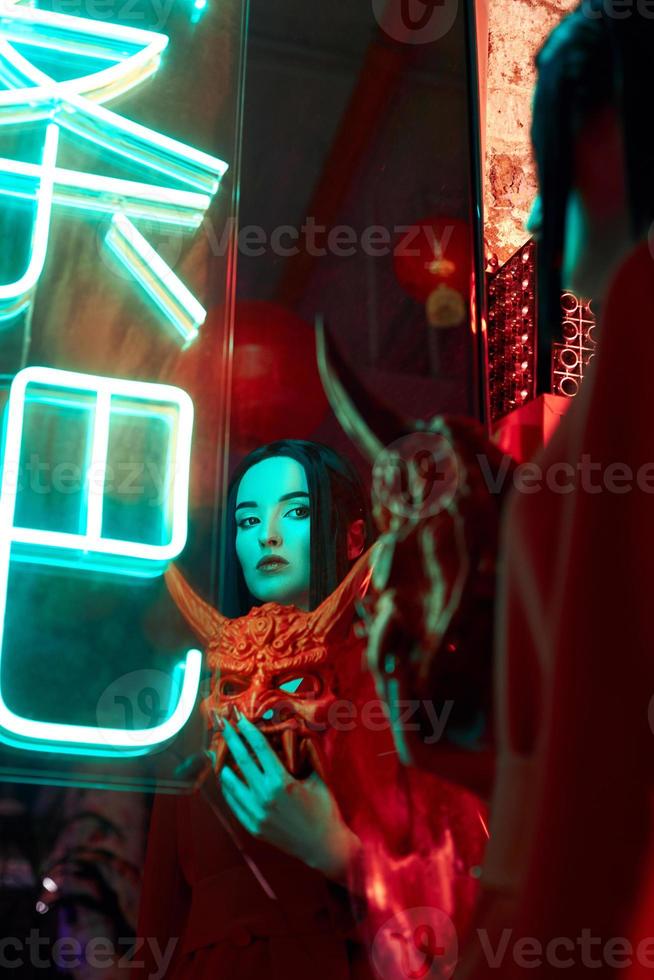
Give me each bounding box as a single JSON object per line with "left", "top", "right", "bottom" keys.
{"left": 165, "top": 548, "right": 373, "bottom": 778}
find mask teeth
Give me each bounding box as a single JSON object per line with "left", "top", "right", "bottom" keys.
{"left": 281, "top": 728, "right": 299, "bottom": 776}
{"left": 213, "top": 736, "right": 229, "bottom": 773}
{"left": 304, "top": 738, "right": 326, "bottom": 782}
{"left": 224, "top": 703, "right": 238, "bottom": 723}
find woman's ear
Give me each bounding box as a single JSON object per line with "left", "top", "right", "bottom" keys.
{"left": 347, "top": 518, "right": 366, "bottom": 560}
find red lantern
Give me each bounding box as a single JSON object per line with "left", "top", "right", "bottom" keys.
{"left": 393, "top": 216, "right": 471, "bottom": 328}
{"left": 171, "top": 301, "right": 328, "bottom": 502}
{"left": 230, "top": 301, "right": 328, "bottom": 451}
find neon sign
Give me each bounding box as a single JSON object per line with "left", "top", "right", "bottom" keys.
{"left": 105, "top": 213, "right": 206, "bottom": 347}
{"left": 0, "top": 651, "right": 203, "bottom": 757}
{"left": 3, "top": 367, "right": 194, "bottom": 575}
{"left": 0, "top": 366, "right": 200, "bottom": 755}
{"left": 0, "top": 3, "right": 231, "bottom": 766}
{"left": 0, "top": 1, "right": 228, "bottom": 340}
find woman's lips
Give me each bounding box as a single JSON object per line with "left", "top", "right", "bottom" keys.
{"left": 256, "top": 559, "right": 289, "bottom": 573}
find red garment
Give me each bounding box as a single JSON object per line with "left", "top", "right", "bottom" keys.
{"left": 323, "top": 665, "right": 488, "bottom": 976}
{"left": 472, "top": 240, "right": 654, "bottom": 977}
{"left": 134, "top": 777, "right": 368, "bottom": 980}
{"left": 133, "top": 633, "right": 487, "bottom": 980}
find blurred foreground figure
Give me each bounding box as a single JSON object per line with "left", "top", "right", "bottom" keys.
{"left": 316, "top": 318, "right": 512, "bottom": 798}
{"left": 316, "top": 320, "right": 514, "bottom": 977}
{"left": 466, "top": 2, "right": 654, "bottom": 977}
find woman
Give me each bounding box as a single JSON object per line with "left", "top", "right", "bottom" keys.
{"left": 468, "top": 3, "right": 654, "bottom": 976}
{"left": 134, "top": 439, "right": 376, "bottom": 980}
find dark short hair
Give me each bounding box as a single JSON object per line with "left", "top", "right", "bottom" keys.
{"left": 218, "top": 440, "right": 374, "bottom": 617}
{"left": 531, "top": 0, "right": 654, "bottom": 387}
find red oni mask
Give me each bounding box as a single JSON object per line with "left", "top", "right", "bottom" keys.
{"left": 165, "top": 549, "right": 374, "bottom": 778}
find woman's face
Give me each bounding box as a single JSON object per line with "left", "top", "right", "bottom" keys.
{"left": 234, "top": 455, "right": 312, "bottom": 610}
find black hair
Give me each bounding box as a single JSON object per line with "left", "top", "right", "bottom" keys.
{"left": 531, "top": 0, "right": 654, "bottom": 389}
{"left": 218, "top": 439, "right": 374, "bottom": 617}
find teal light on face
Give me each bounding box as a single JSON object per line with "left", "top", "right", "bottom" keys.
{"left": 105, "top": 214, "right": 205, "bottom": 347}
{"left": 2, "top": 367, "right": 194, "bottom": 575}
{"left": 235, "top": 457, "right": 312, "bottom": 609}
{"left": 0, "top": 3, "right": 228, "bottom": 343}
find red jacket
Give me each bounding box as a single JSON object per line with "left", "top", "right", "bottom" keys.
{"left": 134, "top": 777, "right": 367, "bottom": 980}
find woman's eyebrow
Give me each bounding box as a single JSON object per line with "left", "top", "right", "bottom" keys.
{"left": 235, "top": 491, "right": 309, "bottom": 512}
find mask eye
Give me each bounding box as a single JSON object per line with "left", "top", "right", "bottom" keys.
{"left": 218, "top": 676, "right": 249, "bottom": 698}
{"left": 275, "top": 674, "right": 322, "bottom": 697}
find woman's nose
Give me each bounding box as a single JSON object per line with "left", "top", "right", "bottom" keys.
{"left": 259, "top": 522, "right": 282, "bottom": 548}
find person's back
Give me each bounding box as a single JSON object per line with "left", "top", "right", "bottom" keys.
{"left": 476, "top": 239, "right": 654, "bottom": 978}
{"left": 468, "top": 1, "right": 654, "bottom": 972}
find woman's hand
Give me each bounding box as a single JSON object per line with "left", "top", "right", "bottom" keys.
{"left": 219, "top": 711, "right": 361, "bottom": 881}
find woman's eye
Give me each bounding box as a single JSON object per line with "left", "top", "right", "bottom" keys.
{"left": 236, "top": 516, "right": 258, "bottom": 529}
{"left": 286, "top": 506, "right": 309, "bottom": 519}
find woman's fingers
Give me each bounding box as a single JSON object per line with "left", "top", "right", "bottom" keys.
{"left": 221, "top": 719, "right": 265, "bottom": 789}
{"left": 235, "top": 712, "right": 288, "bottom": 784}
{"left": 220, "top": 765, "right": 264, "bottom": 834}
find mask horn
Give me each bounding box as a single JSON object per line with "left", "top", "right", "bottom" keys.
{"left": 165, "top": 564, "right": 228, "bottom": 646}
{"left": 315, "top": 315, "right": 410, "bottom": 462}
{"left": 308, "top": 543, "right": 379, "bottom": 642}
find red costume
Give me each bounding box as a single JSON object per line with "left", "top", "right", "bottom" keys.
{"left": 135, "top": 502, "right": 488, "bottom": 977}
{"left": 136, "top": 554, "right": 376, "bottom": 979}
{"left": 135, "top": 781, "right": 365, "bottom": 979}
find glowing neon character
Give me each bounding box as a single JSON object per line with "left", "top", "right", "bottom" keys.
{"left": 0, "top": 366, "right": 201, "bottom": 755}
{"left": 0, "top": 121, "right": 57, "bottom": 321}
{"left": 0, "top": 3, "right": 228, "bottom": 342}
